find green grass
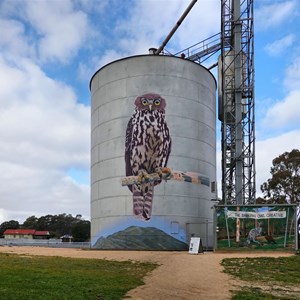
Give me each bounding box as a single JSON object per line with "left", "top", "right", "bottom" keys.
{"left": 217, "top": 236, "right": 295, "bottom": 250}
{"left": 221, "top": 255, "right": 300, "bottom": 299}
{"left": 231, "top": 287, "right": 292, "bottom": 300}
{"left": 0, "top": 252, "right": 157, "bottom": 300}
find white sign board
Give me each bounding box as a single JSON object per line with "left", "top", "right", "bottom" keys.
{"left": 226, "top": 210, "right": 286, "bottom": 219}
{"left": 189, "top": 237, "right": 202, "bottom": 254}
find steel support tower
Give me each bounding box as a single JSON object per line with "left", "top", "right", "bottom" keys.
{"left": 219, "top": 0, "right": 255, "bottom": 204}
{"left": 156, "top": 0, "right": 256, "bottom": 205}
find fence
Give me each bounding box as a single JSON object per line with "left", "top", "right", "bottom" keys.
{"left": 0, "top": 238, "right": 91, "bottom": 248}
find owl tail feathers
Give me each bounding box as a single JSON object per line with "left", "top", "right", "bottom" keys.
{"left": 132, "top": 183, "right": 154, "bottom": 221}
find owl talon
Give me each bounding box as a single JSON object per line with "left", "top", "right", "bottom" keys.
{"left": 137, "top": 170, "right": 150, "bottom": 184}
{"left": 155, "top": 167, "right": 163, "bottom": 177}
{"left": 161, "top": 167, "right": 172, "bottom": 175}
{"left": 156, "top": 167, "right": 172, "bottom": 181}
{"left": 144, "top": 173, "right": 150, "bottom": 183}
{"left": 137, "top": 174, "right": 143, "bottom": 184}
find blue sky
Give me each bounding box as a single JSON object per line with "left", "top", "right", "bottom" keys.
{"left": 0, "top": 0, "right": 299, "bottom": 223}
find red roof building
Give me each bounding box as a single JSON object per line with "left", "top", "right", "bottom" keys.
{"left": 3, "top": 229, "right": 50, "bottom": 239}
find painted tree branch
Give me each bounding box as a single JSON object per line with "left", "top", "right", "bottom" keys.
{"left": 121, "top": 168, "right": 210, "bottom": 187}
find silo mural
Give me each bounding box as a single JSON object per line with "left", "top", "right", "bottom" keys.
{"left": 125, "top": 93, "right": 171, "bottom": 221}
{"left": 90, "top": 54, "right": 216, "bottom": 250}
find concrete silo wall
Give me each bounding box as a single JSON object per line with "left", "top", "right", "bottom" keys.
{"left": 90, "top": 55, "right": 216, "bottom": 250}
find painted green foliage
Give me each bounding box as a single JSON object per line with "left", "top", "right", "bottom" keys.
{"left": 216, "top": 206, "right": 296, "bottom": 250}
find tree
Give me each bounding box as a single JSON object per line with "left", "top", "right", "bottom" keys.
{"left": 0, "top": 214, "right": 91, "bottom": 241}
{"left": 71, "top": 220, "right": 91, "bottom": 242}
{"left": 0, "top": 220, "right": 19, "bottom": 237}
{"left": 21, "top": 214, "right": 90, "bottom": 239}
{"left": 22, "top": 216, "right": 38, "bottom": 229}
{"left": 255, "top": 196, "right": 271, "bottom": 205}
{"left": 261, "top": 149, "right": 300, "bottom": 204}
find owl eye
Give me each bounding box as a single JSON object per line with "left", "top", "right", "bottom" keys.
{"left": 141, "top": 98, "right": 148, "bottom": 106}
{"left": 154, "top": 99, "right": 161, "bottom": 106}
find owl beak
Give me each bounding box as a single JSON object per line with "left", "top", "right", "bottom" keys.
{"left": 149, "top": 104, "right": 152, "bottom": 111}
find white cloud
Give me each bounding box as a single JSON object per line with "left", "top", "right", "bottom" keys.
{"left": 261, "top": 53, "right": 300, "bottom": 134}
{"left": 0, "top": 58, "right": 89, "bottom": 165}
{"left": 78, "top": 1, "right": 220, "bottom": 85}
{"left": 174, "top": 0, "right": 220, "bottom": 51}
{"left": 263, "top": 90, "right": 300, "bottom": 130}
{"left": 0, "top": 56, "right": 90, "bottom": 222}
{"left": 264, "top": 34, "right": 295, "bottom": 56}
{"left": 113, "top": 1, "right": 184, "bottom": 55}
{"left": 0, "top": 162, "right": 89, "bottom": 223}
{"left": 77, "top": 50, "right": 124, "bottom": 82}
{"left": 24, "top": 0, "right": 90, "bottom": 63}
{"left": 0, "top": 19, "right": 34, "bottom": 60}
{"left": 256, "top": 130, "right": 300, "bottom": 196}
{"left": 256, "top": 1, "right": 296, "bottom": 30}
{"left": 217, "top": 131, "right": 300, "bottom": 200}
{"left": 74, "top": 0, "right": 109, "bottom": 13}
{"left": 113, "top": 0, "right": 219, "bottom": 56}
{"left": 0, "top": 209, "right": 10, "bottom": 224}
{"left": 284, "top": 57, "right": 300, "bottom": 90}
{"left": 0, "top": 0, "right": 93, "bottom": 223}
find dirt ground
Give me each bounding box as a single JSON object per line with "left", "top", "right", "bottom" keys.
{"left": 0, "top": 246, "right": 294, "bottom": 300}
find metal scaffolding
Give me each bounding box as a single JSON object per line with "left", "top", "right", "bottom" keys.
{"left": 219, "top": 0, "right": 255, "bottom": 204}
{"left": 156, "top": 0, "right": 256, "bottom": 205}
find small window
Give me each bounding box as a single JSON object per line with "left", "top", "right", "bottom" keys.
{"left": 211, "top": 181, "right": 216, "bottom": 193}
{"left": 171, "top": 221, "right": 179, "bottom": 234}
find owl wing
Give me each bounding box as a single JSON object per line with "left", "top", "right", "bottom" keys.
{"left": 125, "top": 116, "right": 134, "bottom": 192}
{"left": 153, "top": 122, "right": 172, "bottom": 187}
{"left": 164, "top": 136, "right": 172, "bottom": 167}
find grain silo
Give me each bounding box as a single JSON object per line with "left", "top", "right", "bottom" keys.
{"left": 90, "top": 54, "right": 216, "bottom": 250}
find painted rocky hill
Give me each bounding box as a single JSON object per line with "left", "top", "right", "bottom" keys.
{"left": 94, "top": 226, "right": 188, "bottom": 250}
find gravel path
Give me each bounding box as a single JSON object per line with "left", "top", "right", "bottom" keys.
{"left": 0, "top": 246, "right": 293, "bottom": 299}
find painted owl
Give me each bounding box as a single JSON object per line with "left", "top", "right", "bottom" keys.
{"left": 125, "top": 93, "right": 171, "bottom": 221}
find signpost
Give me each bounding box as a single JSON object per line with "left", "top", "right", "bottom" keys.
{"left": 188, "top": 237, "right": 203, "bottom": 254}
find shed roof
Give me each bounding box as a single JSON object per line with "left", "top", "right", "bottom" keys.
{"left": 4, "top": 229, "right": 49, "bottom": 236}
{"left": 34, "top": 231, "right": 50, "bottom": 236}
